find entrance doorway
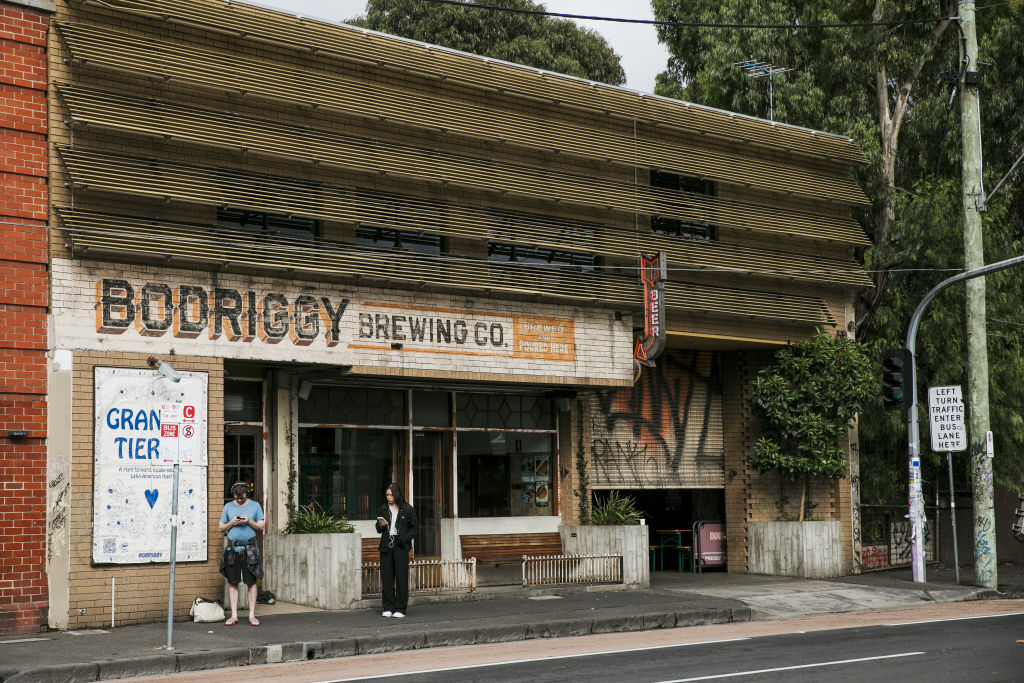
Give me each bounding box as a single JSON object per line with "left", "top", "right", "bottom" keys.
{"left": 224, "top": 425, "right": 263, "bottom": 554}
{"left": 412, "top": 431, "right": 451, "bottom": 557}
{"left": 224, "top": 425, "right": 262, "bottom": 504}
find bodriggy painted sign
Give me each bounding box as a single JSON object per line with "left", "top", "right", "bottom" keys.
{"left": 97, "top": 278, "right": 351, "bottom": 346}
{"left": 95, "top": 278, "right": 576, "bottom": 362}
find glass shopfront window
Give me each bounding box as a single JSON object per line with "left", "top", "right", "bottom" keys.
{"left": 297, "top": 386, "right": 405, "bottom": 521}
{"left": 297, "top": 428, "right": 401, "bottom": 521}
{"left": 296, "top": 385, "right": 557, "bottom": 522}
{"left": 456, "top": 431, "right": 554, "bottom": 517}
{"left": 455, "top": 393, "right": 553, "bottom": 430}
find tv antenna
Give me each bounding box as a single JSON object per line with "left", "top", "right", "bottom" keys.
{"left": 735, "top": 60, "right": 792, "bottom": 122}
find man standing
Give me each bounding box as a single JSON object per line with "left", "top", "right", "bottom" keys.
{"left": 218, "top": 482, "right": 265, "bottom": 626}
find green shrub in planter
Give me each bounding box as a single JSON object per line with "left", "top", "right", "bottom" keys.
{"left": 285, "top": 503, "right": 355, "bottom": 534}
{"left": 589, "top": 491, "right": 644, "bottom": 525}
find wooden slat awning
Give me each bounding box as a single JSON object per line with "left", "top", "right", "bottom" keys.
{"left": 56, "top": 207, "right": 835, "bottom": 326}
{"left": 58, "top": 145, "right": 870, "bottom": 288}
{"left": 55, "top": 20, "right": 869, "bottom": 205}
{"left": 57, "top": 83, "right": 871, "bottom": 250}
{"left": 81, "top": 0, "right": 867, "bottom": 166}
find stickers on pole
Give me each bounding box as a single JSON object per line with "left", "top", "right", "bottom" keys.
{"left": 927, "top": 385, "right": 966, "bottom": 452}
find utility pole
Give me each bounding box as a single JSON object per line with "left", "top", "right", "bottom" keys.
{"left": 958, "top": 1, "right": 997, "bottom": 589}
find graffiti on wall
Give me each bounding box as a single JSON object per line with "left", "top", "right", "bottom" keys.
{"left": 891, "top": 518, "right": 935, "bottom": 565}
{"left": 47, "top": 467, "right": 70, "bottom": 564}
{"left": 974, "top": 514, "right": 995, "bottom": 585}
{"left": 588, "top": 351, "right": 724, "bottom": 488}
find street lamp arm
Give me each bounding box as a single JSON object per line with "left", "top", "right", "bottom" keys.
{"left": 903, "top": 251, "right": 1024, "bottom": 583}
{"left": 907, "top": 253, "right": 1024, "bottom": 354}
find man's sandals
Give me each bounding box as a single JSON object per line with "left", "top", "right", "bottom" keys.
{"left": 224, "top": 615, "right": 260, "bottom": 626}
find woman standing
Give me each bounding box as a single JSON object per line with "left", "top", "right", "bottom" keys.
{"left": 374, "top": 482, "right": 418, "bottom": 618}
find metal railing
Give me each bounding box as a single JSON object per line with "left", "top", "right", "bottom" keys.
{"left": 522, "top": 553, "right": 622, "bottom": 588}
{"left": 362, "top": 557, "right": 476, "bottom": 597}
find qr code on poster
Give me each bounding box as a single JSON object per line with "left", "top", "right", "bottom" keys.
{"left": 102, "top": 537, "right": 117, "bottom": 554}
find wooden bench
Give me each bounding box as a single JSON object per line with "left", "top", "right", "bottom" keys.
{"left": 362, "top": 536, "right": 413, "bottom": 564}
{"left": 460, "top": 532, "right": 562, "bottom": 565}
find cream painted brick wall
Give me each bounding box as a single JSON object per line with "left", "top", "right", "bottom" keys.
{"left": 53, "top": 258, "right": 634, "bottom": 386}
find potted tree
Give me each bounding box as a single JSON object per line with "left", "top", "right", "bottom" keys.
{"left": 561, "top": 491, "right": 649, "bottom": 587}
{"left": 747, "top": 331, "right": 873, "bottom": 577}
{"left": 263, "top": 503, "right": 361, "bottom": 609}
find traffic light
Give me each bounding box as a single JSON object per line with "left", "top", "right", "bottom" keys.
{"left": 881, "top": 348, "right": 914, "bottom": 411}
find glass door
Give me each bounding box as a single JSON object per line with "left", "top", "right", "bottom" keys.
{"left": 224, "top": 426, "right": 262, "bottom": 504}
{"left": 412, "top": 431, "right": 451, "bottom": 557}
{"left": 224, "top": 425, "right": 263, "bottom": 551}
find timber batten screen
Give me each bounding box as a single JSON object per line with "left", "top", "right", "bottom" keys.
{"left": 55, "top": 142, "right": 868, "bottom": 289}
{"left": 56, "top": 83, "right": 871, "bottom": 251}
{"left": 54, "top": 20, "right": 868, "bottom": 205}
{"left": 72, "top": 0, "right": 868, "bottom": 166}
{"left": 57, "top": 208, "right": 835, "bottom": 326}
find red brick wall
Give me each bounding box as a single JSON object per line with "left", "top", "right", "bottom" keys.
{"left": 0, "top": 0, "right": 50, "bottom": 635}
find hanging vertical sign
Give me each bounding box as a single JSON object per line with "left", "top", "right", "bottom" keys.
{"left": 92, "top": 367, "right": 208, "bottom": 564}
{"left": 633, "top": 251, "right": 667, "bottom": 367}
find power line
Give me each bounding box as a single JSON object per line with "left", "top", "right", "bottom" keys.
{"left": 420, "top": 0, "right": 956, "bottom": 30}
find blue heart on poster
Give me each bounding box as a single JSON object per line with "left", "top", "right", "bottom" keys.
{"left": 145, "top": 489, "right": 159, "bottom": 508}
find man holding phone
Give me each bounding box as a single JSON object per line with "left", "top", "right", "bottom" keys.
{"left": 218, "top": 482, "right": 265, "bottom": 626}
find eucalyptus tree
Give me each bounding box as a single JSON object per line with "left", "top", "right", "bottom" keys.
{"left": 653, "top": 0, "right": 1024, "bottom": 494}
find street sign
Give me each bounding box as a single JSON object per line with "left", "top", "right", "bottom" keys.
{"left": 927, "top": 385, "right": 966, "bottom": 452}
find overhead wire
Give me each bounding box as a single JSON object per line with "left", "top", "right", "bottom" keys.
{"left": 419, "top": 0, "right": 957, "bottom": 30}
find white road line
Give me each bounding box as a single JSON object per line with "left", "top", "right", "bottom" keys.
{"left": 0, "top": 637, "right": 50, "bottom": 644}
{"left": 314, "top": 638, "right": 751, "bottom": 682}
{"left": 886, "top": 611, "right": 1024, "bottom": 626}
{"left": 652, "top": 652, "right": 926, "bottom": 682}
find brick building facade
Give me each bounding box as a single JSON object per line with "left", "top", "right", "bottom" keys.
{"left": 10, "top": 0, "right": 871, "bottom": 631}
{"left": 0, "top": 0, "right": 52, "bottom": 635}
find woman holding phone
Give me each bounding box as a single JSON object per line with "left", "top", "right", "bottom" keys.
{"left": 374, "top": 482, "right": 418, "bottom": 618}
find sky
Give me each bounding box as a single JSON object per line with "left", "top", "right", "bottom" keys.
{"left": 243, "top": 1, "right": 672, "bottom": 93}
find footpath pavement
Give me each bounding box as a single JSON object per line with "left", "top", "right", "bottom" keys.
{"left": 1, "top": 563, "right": 1022, "bottom": 682}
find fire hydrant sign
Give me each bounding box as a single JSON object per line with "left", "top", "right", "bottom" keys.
{"left": 928, "top": 385, "right": 966, "bottom": 452}
{"left": 92, "top": 367, "right": 208, "bottom": 564}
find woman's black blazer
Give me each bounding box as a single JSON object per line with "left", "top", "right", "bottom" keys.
{"left": 375, "top": 503, "right": 419, "bottom": 553}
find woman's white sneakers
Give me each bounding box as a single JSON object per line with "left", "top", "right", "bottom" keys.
{"left": 382, "top": 611, "right": 393, "bottom": 617}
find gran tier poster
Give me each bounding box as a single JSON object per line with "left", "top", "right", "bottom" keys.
{"left": 92, "top": 367, "right": 208, "bottom": 564}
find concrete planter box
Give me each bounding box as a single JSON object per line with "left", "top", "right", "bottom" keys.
{"left": 263, "top": 531, "right": 361, "bottom": 609}
{"left": 748, "top": 521, "right": 842, "bottom": 578}
{"left": 559, "top": 524, "right": 649, "bottom": 587}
